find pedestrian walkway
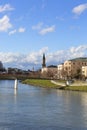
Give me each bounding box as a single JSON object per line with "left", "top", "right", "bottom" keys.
{"left": 51, "top": 80, "right": 66, "bottom": 87}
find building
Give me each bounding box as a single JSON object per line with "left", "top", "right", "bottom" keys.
{"left": 57, "top": 57, "right": 87, "bottom": 79}
{"left": 42, "top": 53, "right": 46, "bottom": 68}
{"left": 41, "top": 53, "right": 47, "bottom": 73}
{"left": 57, "top": 63, "right": 64, "bottom": 79}
{"left": 63, "top": 57, "right": 87, "bottom": 78}
{"left": 82, "top": 66, "right": 87, "bottom": 78}
{"left": 41, "top": 54, "right": 57, "bottom": 78}
{"left": 41, "top": 55, "right": 87, "bottom": 79}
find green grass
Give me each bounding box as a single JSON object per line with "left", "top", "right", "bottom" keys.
{"left": 22, "top": 79, "right": 60, "bottom": 88}
{"left": 64, "top": 85, "right": 87, "bottom": 91}
{"left": 55, "top": 79, "right": 66, "bottom": 83}
{"left": 22, "top": 79, "right": 87, "bottom": 92}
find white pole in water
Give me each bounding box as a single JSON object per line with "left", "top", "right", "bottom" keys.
{"left": 14, "top": 79, "right": 18, "bottom": 89}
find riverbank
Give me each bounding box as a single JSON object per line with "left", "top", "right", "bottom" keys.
{"left": 64, "top": 85, "right": 87, "bottom": 91}
{"left": 0, "top": 74, "right": 31, "bottom": 80}
{"left": 22, "top": 79, "right": 60, "bottom": 89}
{"left": 22, "top": 79, "right": 87, "bottom": 92}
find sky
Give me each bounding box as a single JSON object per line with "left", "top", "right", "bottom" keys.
{"left": 0, "top": 0, "right": 87, "bottom": 70}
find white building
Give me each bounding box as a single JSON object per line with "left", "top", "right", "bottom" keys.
{"left": 41, "top": 54, "right": 58, "bottom": 78}
{"left": 41, "top": 67, "right": 47, "bottom": 73}
{"left": 57, "top": 64, "right": 64, "bottom": 79}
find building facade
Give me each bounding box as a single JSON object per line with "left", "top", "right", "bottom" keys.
{"left": 57, "top": 57, "right": 87, "bottom": 79}
{"left": 57, "top": 64, "right": 64, "bottom": 79}
{"left": 82, "top": 66, "right": 87, "bottom": 77}
{"left": 41, "top": 55, "right": 87, "bottom": 79}
{"left": 63, "top": 58, "right": 87, "bottom": 78}
{"left": 41, "top": 54, "right": 57, "bottom": 78}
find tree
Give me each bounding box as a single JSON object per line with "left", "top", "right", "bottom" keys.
{"left": 61, "top": 69, "right": 68, "bottom": 80}
{"left": 47, "top": 68, "right": 57, "bottom": 79}
{"left": 74, "top": 68, "right": 82, "bottom": 79}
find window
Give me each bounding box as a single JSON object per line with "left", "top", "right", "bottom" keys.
{"left": 82, "top": 71, "right": 85, "bottom": 73}
{"left": 69, "top": 67, "right": 71, "bottom": 70}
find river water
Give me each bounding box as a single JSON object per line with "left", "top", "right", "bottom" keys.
{"left": 0, "top": 80, "right": 87, "bottom": 130}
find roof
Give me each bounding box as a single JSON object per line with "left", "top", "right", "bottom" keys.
{"left": 68, "top": 57, "right": 87, "bottom": 62}
{"left": 47, "top": 65, "right": 57, "bottom": 68}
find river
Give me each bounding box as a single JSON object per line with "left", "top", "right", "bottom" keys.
{"left": 0, "top": 80, "right": 87, "bottom": 130}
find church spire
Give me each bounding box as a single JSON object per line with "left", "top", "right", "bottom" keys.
{"left": 42, "top": 53, "right": 46, "bottom": 68}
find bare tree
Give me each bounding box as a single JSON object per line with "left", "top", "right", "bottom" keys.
{"left": 47, "top": 68, "right": 57, "bottom": 79}
{"left": 61, "top": 69, "right": 68, "bottom": 80}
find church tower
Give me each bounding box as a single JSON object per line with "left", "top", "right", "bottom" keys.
{"left": 42, "top": 53, "right": 46, "bottom": 68}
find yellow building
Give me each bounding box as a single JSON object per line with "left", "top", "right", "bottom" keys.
{"left": 41, "top": 55, "right": 87, "bottom": 79}
{"left": 63, "top": 57, "right": 87, "bottom": 78}
{"left": 82, "top": 66, "right": 87, "bottom": 77}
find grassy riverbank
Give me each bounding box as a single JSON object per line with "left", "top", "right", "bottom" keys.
{"left": 64, "top": 85, "right": 87, "bottom": 91}
{"left": 65, "top": 80, "right": 87, "bottom": 91}
{"left": 22, "top": 79, "right": 87, "bottom": 91}
{"left": 22, "top": 79, "right": 60, "bottom": 88}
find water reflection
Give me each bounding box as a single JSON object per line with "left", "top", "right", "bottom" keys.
{"left": 14, "top": 88, "right": 17, "bottom": 95}
{"left": 14, "top": 88, "right": 17, "bottom": 104}
{"left": 55, "top": 90, "right": 87, "bottom": 128}
{"left": 0, "top": 80, "right": 87, "bottom": 129}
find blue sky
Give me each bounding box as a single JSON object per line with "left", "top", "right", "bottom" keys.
{"left": 0, "top": 0, "right": 87, "bottom": 69}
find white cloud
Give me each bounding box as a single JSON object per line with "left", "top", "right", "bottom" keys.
{"left": 70, "top": 25, "right": 80, "bottom": 30}
{"left": 0, "top": 4, "right": 14, "bottom": 13}
{"left": 0, "top": 45, "right": 87, "bottom": 69}
{"left": 25, "top": 47, "right": 48, "bottom": 64}
{"left": 18, "top": 27, "right": 25, "bottom": 33}
{"left": 72, "top": 3, "right": 87, "bottom": 15}
{"left": 45, "top": 45, "right": 87, "bottom": 65}
{"left": 0, "top": 47, "right": 48, "bottom": 69}
{"left": 0, "top": 15, "right": 12, "bottom": 32}
{"left": 32, "top": 23, "right": 55, "bottom": 35}
{"left": 32, "top": 22, "right": 43, "bottom": 30}
{"left": 9, "top": 27, "right": 25, "bottom": 35}
{"left": 39, "top": 25, "right": 55, "bottom": 35}
{"left": 56, "top": 16, "right": 65, "bottom": 21}
{"left": 9, "top": 29, "right": 17, "bottom": 35}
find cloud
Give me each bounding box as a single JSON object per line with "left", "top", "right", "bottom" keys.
{"left": 18, "top": 27, "right": 25, "bottom": 33}
{"left": 39, "top": 25, "right": 55, "bottom": 35}
{"left": 72, "top": 3, "right": 87, "bottom": 15}
{"left": 0, "top": 4, "right": 14, "bottom": 13}
{"left": 70, "top": 25, "right": 80, "bottom": 30}
{"left": 56, "top": 16, "right": 65, "bottom": 21}
{"left": 0, "top": 45, "right": 87, "bottom": 70}
{"left": 0, "top": 47, "right": 48, "bottom": 69}
{"left": 9, "top": 27, "right": 25, "bottom": 35}
{"left": 0, "top": 15, "right": 12, "bottom": 32}
{"left": 32, "top": 22, "right": 55, "bottom": 35}
{"left": 32, "top": 22, "right": 43, "bottom": 30}
{"left": 9, "top": 29, "right": 17, "bottom": 35}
